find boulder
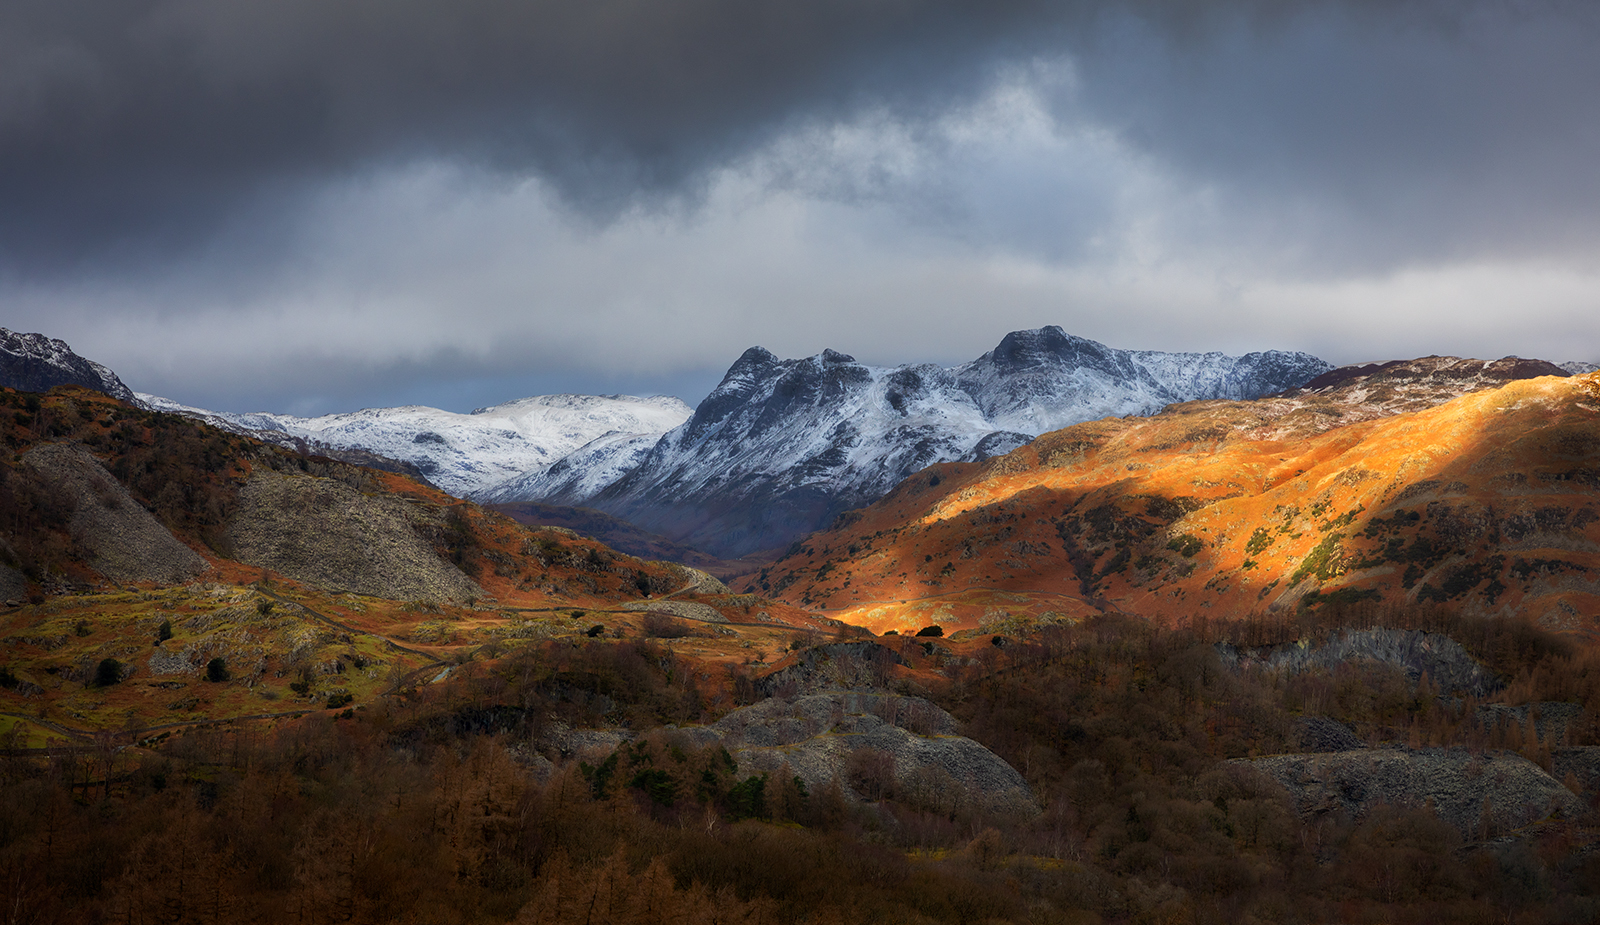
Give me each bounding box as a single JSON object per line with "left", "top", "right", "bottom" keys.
{"left": 713, "top": 690, "right": 1037, "bottom": 820}
{"left": 1239, "top": 747, "right": 1582, "bottom": 837}
{"left": 755, "top": 641, "right": 907, "bottom": 696}
{"left": 1216, "top": 628, "right": 1501, "bottom": 696}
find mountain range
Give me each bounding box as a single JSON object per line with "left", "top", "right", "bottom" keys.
{"left": 573, "top": 328, "right": 1333, "bottom": 556}
{"left": 7, "top": 324, "right": 1600, "bottom": 922}
{"left": 119, "top": 326, "right": 1333, "bottom": 557}
{"left": 745, "top": 355, "right": 1600, "bottom": 637}
{"left": 5, "top": 324, "right": 1594, "bottom": 565}
{"left": 135, "top": 391, "right": 693, "bottom": 499}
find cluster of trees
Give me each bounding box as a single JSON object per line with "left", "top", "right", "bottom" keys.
{"left": 4, "top": 610, "right": 1600, "bottom": 923}
{"left": 944, "top": 610, "right": 1600, "bottom": 922}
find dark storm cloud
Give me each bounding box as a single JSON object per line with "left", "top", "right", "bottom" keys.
{"left": 1067, "top": 1, "right": 1600, "bottom": 272}
{"left": 9, "top": 0, "right": 1600, "bottom": 418}
{"left": 0, "top": 0, "right": 1076, "bottom": 272}
{"left": 11, "top": 0, "right": 1572, "bottom": 275}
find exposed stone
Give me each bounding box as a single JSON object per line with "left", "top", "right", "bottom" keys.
{"left": 755, "top": 641, "right": 907, "bottom": 696}
{"left": 1293, "top": 716, "right": 1366, "bottom": 753}
{"left": 1551, "top": 747, "right": 1600, "bottom": 796}
{"left": 0, "top": 563, "right": 27, "bottom": 602}
{"left": 621, "top": 600, "right": 727, "bottom": 623}
{"left": 1238, "top": 747, "right": 1582, "bottom": 837}
{"left": 227, "top": 471, "right": 480, "bottom": 603}
{"left": 21, "top": 442, "right": 208, "bottom": 585}
{"left": 1215, "top": 628, "right": 1501, "bottom": 697}
{"left": 660, "top": 564, "right": 730, "bottom": 595}
{"left": 712, "top": 690, "right": 1037, "bottom": 820}
{"left": 1477, "top": 702, "right": 1583, "bottom": 743}
{"left": 537, "top": 723, "right": 634, "bottom": 762}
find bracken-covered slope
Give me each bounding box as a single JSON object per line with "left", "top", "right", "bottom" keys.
{"left": 746, "top": 366, "right": 1600, "bottom": 637}
{"left": 0, "top": 384, "right": 838, "bottom": 743}
{"left": 0, "top": 385, "right": 702, "bottom": 609}
{"left": 585, "top": 327, "right": 1331, "bottom": 558}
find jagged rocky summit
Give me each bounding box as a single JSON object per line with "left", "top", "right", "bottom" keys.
{"left": 18, "top": 324, "right": 1591, "bottom": 565}
{"left": 0, "top": 328, "right": 137, "bottom": 402}
{"left": 567, "top": 327, "right": 1333, "bottom": 557}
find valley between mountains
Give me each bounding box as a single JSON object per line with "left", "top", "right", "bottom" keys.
{"left": 5, "top": 326, "right": 1600, "bottom": 923}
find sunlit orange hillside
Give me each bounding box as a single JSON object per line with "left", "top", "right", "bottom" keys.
{"left": 746, "top": 368, "right": 1600, "bottom": 637}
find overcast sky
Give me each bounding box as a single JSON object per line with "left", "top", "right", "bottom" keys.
{"left": 4, "top": 0, "right": 1598, "bottom": 415}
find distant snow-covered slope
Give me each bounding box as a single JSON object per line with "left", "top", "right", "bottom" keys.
{"left": 480, "top": 430, "right": 667, "bottom": 505}
{"left": 580, "top": 328, "right": 1332, "bottom": 557}
{"left": 140, "top": 393, "right": 692, "bottom": 499}
{"left": 0, "top": 328, "right": 137, "bottom": 402}
{"left": 955, "top": 327, "right": 1332, "bottom": 434}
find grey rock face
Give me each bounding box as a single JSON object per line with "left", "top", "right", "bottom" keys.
{"left": 227, "top": 471, "right": 481, "bottom": 602}
{"left": 621, "top": 600, "right": 728, "bottom": 624}
{"left": 1477, "top": 702, "right": 1583, "bottom": 743}
{"left": 755, "top": 641, "right": 908, "bottom": 697}
{"left": 0, "top": 563, "right": 27, "bottom": 601}
{"left": 21, "top": 443, "right": 207, "bottom": 584}
{"left": 957, "top": 325, "right": 1331, "bottom": 431}
{"left": 0, "top": 328, "right": 137, "bottom": 402}
{"left": 1215, "top": 628, "right": 1501, "bottom": 697}
{"left": 1239, "top": 748, "right": 1582, "bottom": 837}
{"left": 1293, "top": 716, "right": 1366, "bottom": 753}
{"left": 1296, "top": 355, "right": 1570, "bottom": 395}
{"left": 711, "top": 690, "right": 1038, "bottom": 820}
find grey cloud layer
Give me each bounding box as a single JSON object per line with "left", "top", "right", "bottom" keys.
{"left": 13, "top": 1, "right": 1594, "bottom": 272}
{"left": 5, "top": 0, "right": 1600, "bottom": 413}
{"left": 1, "top": 0, "right": 1076, "bottom": 271}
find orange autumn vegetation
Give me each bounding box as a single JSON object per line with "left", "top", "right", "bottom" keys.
{"left": 6, "top": 611, "right": 1600, "bottom": 925}
{"left": 747, "top": 374, "right": 1600, "bottom": 638}
{"left": 0, "top": 386, "right": 835, "bottom": 743}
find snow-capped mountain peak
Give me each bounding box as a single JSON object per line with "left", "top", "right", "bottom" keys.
{"left": 0, "top": 328, "right": 137, "bottom": 403}
{"left": 576, "top": 329, "right": 1334, "bottom": 556}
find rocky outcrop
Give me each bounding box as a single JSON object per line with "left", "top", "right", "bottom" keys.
{"left": 21, "top": 443, "right": 208, "bottom": 584}
{"left": 1215, "top": 629, "right": 1501, "bottom": 697}
{"left": 621, "top": 600, "right": 728, "bottom": 624}
{"left": 0, "top": 328, "right": 137, "bottom": 402}
{"left": 659, "top": 563, "right": 730, "bottom": 596}
{"left": 1293, "top": 716, "right": 1366, "bottom": 753}
{"left": 1477, "top": 702, "right": 1583, "bottom": 742}
{"left": 755, "top": 641, "right": 907, "bottom": 696}
{"left": 1239, "top": 747, "right": 1582, "bottom": 837}
{"left": 1289, "top": 355, "right": 1570, "bottom": 412}
{"left": 710, "top": 690, "right": 1038, "bottom": 819}
{"left": 1551, "top": 747, "right": 1600, "bottom": 796}
{"left": 0, "top": 563, "right": 27, "bottom": 602}
{"left": 526, "top": 688, "right": 1037, "bottom": 819}
{"left": 227, "top": 471, "right": 480, "bottom": 602}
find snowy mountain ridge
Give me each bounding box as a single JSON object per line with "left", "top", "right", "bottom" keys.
{"left": 138, "top": 392, "right": 693, "bottom": 499}
{"left": 575, "top": 327, "right": 1335, "bottom": 556}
